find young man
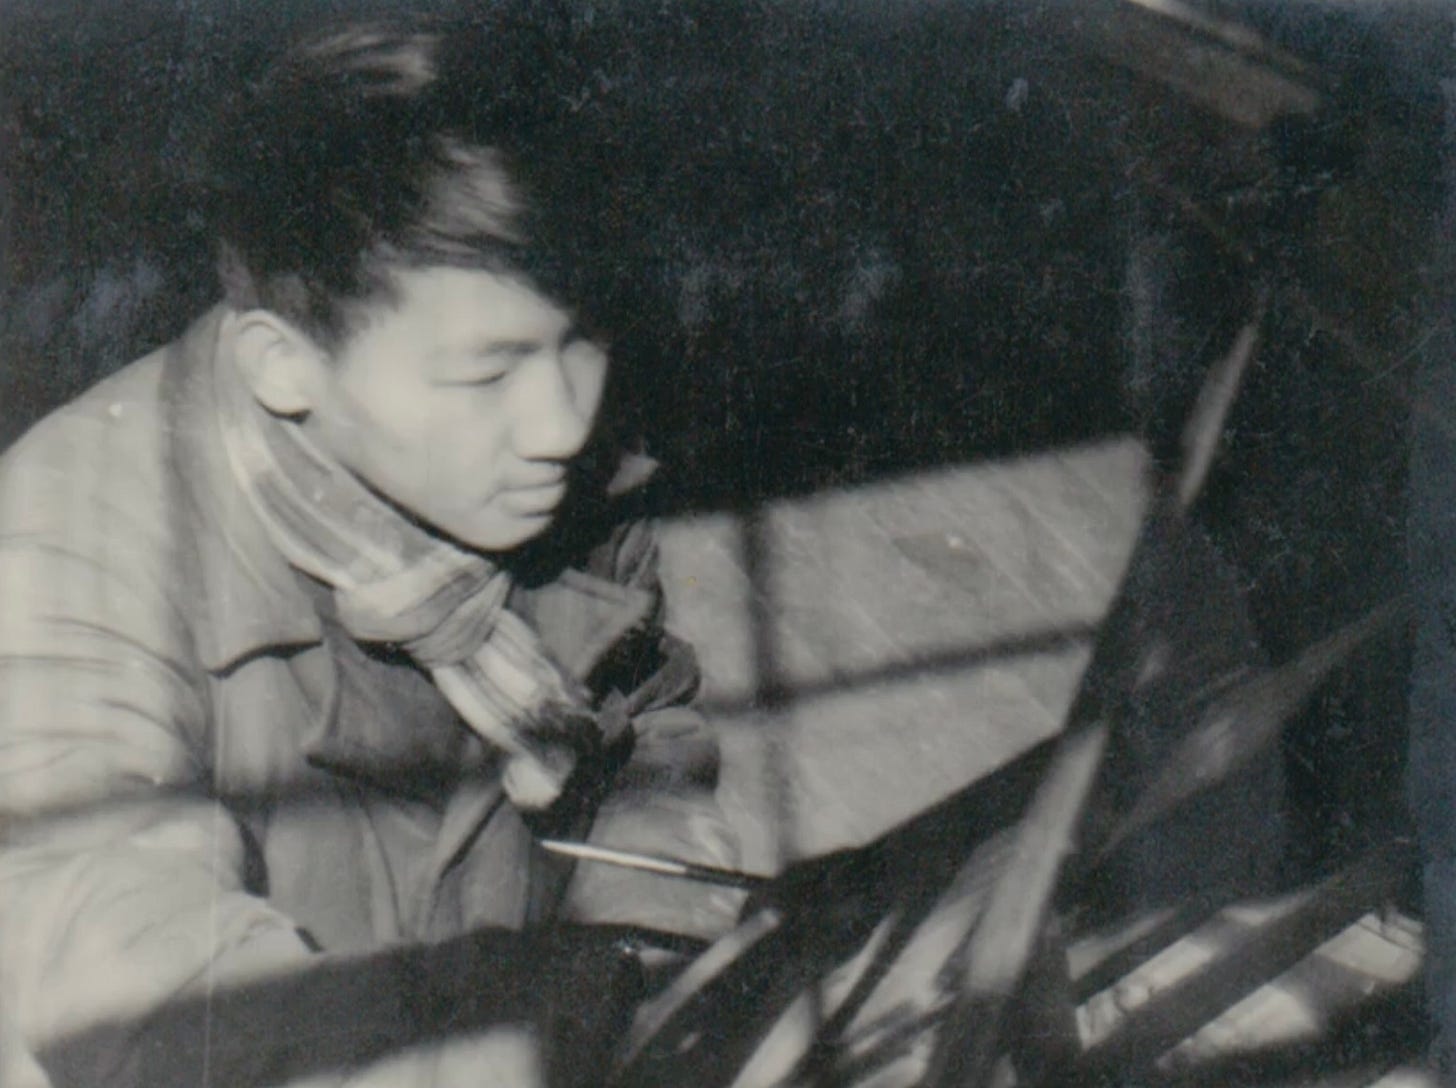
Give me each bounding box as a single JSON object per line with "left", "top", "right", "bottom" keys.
{"left": 0, "top": 25, "right": 735, "bottom": 1088}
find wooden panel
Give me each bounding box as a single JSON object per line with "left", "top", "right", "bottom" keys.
{"left": 659, "top": 437, "right": 1148, "bottom": 865}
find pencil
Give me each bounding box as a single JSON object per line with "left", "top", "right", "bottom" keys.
{"left": 538, "top": 838, "right": 769, "bottom": 891}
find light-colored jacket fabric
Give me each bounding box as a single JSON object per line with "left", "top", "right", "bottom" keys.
{"left": 0, "top": 310, "right": 733, "bottom": 1087}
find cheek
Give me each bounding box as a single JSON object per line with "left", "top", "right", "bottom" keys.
{"left": 329, "top": 373, "right": 431, "bottom": 449}
{"left": 404, "top": 404, "right": 513, "bottom": 490}
{"left": 331, "top": 388, "right": 510, "bottom": 496}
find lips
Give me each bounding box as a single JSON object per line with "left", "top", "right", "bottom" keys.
{"left": 504, "top": 479, "right": 567, "bottom": 515}
{"left": 509, "top": 469, "right": 566, "bottom": 491}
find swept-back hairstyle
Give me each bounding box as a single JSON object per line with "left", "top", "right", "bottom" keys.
{"left": 209, "top": 23, "right": 532, "bottom": 346}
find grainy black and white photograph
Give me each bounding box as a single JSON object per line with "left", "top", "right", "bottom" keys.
{"left": 0, "top": 1, "right": 1450, "bottom": 1085}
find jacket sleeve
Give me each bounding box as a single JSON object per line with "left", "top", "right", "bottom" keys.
{"left": 0, "top": 414, "right": 550, "bottom": 1088}
{"left": 561, "top": 520, "right": 743, "bottom": 939}
{"left": 0, "top": 411, "right": 335, "bottom": 1086}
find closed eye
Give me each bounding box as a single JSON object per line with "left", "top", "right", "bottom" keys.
{"left": 438, "top": 367, "right": 511, "bottom": 389}
{"left": 434, "top": 347, "right": 525, "bottom": 387}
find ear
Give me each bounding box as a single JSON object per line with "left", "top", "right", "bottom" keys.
{"left": 228, "top": 310, "right": 330, "bottom": 417}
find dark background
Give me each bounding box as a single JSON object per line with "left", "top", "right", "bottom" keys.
{"left": 0, "top": 0, "right": 1446, "bottom": 906}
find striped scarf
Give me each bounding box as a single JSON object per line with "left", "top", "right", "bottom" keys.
{"left": 216, "top": 352, "right": 590, "bottom": 811}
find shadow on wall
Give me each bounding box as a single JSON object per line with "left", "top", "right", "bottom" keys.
{"left": 0, "top": 1, "right": 1140, "bottom": 475}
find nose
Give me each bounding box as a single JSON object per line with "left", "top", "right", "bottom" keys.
{"left": 512, "top": 347, "right": 604, "bottom": 463}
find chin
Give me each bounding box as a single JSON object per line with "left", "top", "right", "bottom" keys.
{"left": 450, "top": 513, "right": 554, "bottom": 556}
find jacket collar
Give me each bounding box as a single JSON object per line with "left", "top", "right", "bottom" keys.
{"left": 161, "top": 307, "right": 657, "bottom": 686}
{"left": 164, "top": 307, "right": 324, "bottom": 673}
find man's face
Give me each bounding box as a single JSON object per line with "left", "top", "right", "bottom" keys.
{"left": 301, "top": 266, "right": 609, "bottom": 553}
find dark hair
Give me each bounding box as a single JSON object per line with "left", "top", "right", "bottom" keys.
{"left": 209, "top": 24, "right": 532, "bottom": 345}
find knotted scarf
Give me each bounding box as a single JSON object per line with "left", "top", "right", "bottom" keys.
{"left": 216, "top": 343, "right": 591, "bottom": 811}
